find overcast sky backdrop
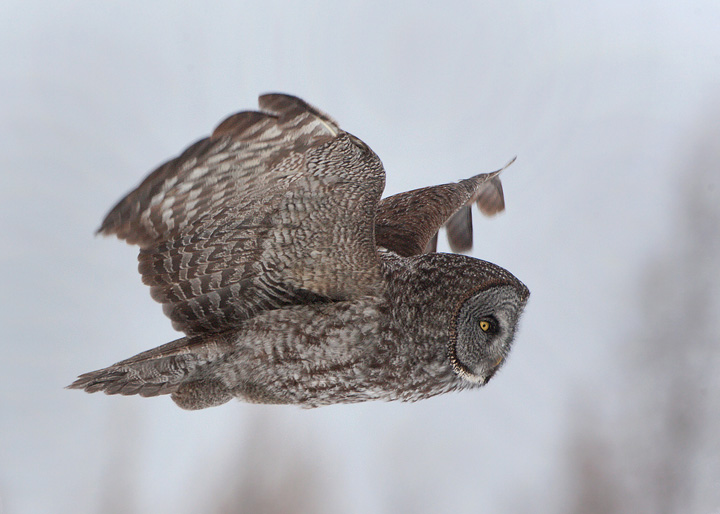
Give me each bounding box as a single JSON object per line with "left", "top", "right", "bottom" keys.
{"left": 2, "top": 1, "right": 719, "bottom": 513}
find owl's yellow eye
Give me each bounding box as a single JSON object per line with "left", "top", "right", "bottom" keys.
{"left": 480, "top": 320, "right": 490, "bottom": 332}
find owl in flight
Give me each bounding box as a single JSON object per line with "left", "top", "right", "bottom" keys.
{"left": 69, "top": 94, "right": 529, "bottom": 409}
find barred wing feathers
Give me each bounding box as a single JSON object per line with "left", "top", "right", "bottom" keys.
{"left": 98, "top": 94, "right": 385, "bottom": 335}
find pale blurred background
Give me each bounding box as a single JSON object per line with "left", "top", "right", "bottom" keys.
{"left": 2, "top": 1, "right": 719, "bottom": 513}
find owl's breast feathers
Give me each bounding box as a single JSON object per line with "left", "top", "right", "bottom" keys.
{"left": 196, "top": 255, "right": 477, "bottom": 407}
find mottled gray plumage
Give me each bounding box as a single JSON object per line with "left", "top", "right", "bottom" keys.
{"left": 69, "top": 94, "right": 529, "bottom": 409}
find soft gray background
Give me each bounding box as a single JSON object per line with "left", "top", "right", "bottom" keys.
{"left": 2, "top": 1, "right": 719, "bottom": 513}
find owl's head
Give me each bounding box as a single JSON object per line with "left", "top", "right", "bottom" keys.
{"left": 390, "top": 252, "right": 529, "bottom": 387}
{"left": 449, "top": 267, "right": 529, "bottom": 385}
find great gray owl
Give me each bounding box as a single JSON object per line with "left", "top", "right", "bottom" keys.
{"left": 69, "top": 94, "right": 529, "bottom": 409}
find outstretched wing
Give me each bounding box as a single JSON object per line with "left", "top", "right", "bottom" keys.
{"left": 99, "top": 94, "right": 385, "bottom": 335}
{"left": 375, "top": 158, "right": 513, "bottom": 257}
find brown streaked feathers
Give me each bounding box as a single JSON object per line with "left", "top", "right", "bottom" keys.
{"left": 69, "top": 94, "right": 528, "bottom": 409}
{"left": 99, "top": 95, "right": 384, "bottom": 335}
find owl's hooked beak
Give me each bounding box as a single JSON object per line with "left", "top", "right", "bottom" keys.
{"left": 480, "top": 356, "right": 506, "bottom": 385}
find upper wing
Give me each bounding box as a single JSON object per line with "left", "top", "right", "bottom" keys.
{"left": 99, "top": 94, "right": 385, "bottom": 334}
{"left": 375, "top": 158, "right": 513, "bottom": 257}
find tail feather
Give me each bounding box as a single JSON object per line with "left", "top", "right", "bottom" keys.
{"left": 67, "top": 334, "right": 231, "bottom": 397}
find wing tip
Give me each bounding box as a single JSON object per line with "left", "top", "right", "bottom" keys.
{"left": 95, "top": 193, "right": 129, "bottom": 237}
{"left": 94, "top": 210, "right": 140, "bottom": 245}
{"left": 95, "top": 214, "right": 117, "bottom": 237}
{"left": 258, "top": 93, "right": 340, "bottom": 133}
{"left": 212, "top": 93, "right": 341, "bottom": 140}
{"left": 500, "top": 156, "right": 517, "bottom": 172}
{"left": 212, "top": 110, "right": 276, "bottom": 139}
{"left": 473, "top": 157, "right": 515, "bottom": 217}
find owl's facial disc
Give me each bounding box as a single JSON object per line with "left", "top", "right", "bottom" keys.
{"left": 452, "top": 284, "right": 528, "bottom": 384}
